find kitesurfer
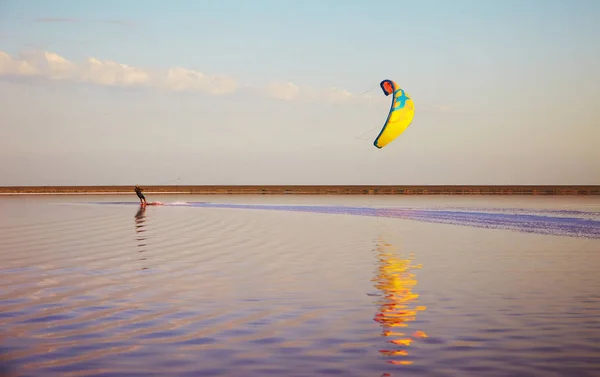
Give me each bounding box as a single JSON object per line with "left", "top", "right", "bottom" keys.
{"left": 135, "top": 185, "right": 147, "bottom": 205}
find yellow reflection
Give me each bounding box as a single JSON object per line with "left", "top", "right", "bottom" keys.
{"left": 371, "top": 237, "right": 426, "bottom": 368}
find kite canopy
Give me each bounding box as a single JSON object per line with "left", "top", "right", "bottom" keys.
{"left": 373, "top": 79, "right": 415, "bottom": 149}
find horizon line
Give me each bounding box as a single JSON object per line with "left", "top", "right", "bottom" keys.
{"left": 1, "top": 184, "right": 599, "bottom": 196}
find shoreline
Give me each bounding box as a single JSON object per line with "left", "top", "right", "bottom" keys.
{"left": 1, "top": 185, "right": 599, "bottom": 195}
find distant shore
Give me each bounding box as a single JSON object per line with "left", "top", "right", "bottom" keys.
{"left": 1, "top": 185, "right": 599, "bottom": 195}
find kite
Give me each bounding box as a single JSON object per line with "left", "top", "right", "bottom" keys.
{"left": 373, "top": 79, "right": 415, "bottom": 149}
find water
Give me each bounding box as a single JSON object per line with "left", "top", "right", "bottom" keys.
{"left": 1, "top": 194, "right": 600, "bottom": 376}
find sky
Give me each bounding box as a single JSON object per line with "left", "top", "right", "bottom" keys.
{"left": 0, "top": 0, "right": 599, "bottom": 186}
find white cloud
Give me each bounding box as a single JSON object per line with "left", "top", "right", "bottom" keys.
{"left": 163, "top": 67, "right": 236, "bottom": 95}
{"left": 0, "top": 49, "right": 450, "bottom": 111}
{"left": 0, "top": 51, "right": 40, "bottom": 76}
{"left": 33, "top": 17, "right": 132, "bottom": 26}
{"left": 264, "top": 81, "right": 388, "bottom": 105}
{"left": 322, "top": 87, "right": 354, "bottom": 104}
{"left": 0, "top": 49, "right": 236, "bottom": 95}
{"left": 81, "top": 57, "right": 151, "bottom": 87}
{"left": 265, "top": 81, "right": 300, "bottom": 101}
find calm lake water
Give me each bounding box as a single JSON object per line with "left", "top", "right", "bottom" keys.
{"left": 1, "top": 194, "right": 600, "bottom": 377}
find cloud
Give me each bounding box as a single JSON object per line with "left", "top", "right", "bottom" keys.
{"left": 264, "top": 81, "right": 386, "bottom": 105}
{"left": 162, "top": 67, "right": 237, "bottom": 95}
{"left": 0, "top": 51, "right": 39, "bottom": 76}
{"left": 0, "top": 49, "right": 364, "bottom": 103}
{"left": 0, "top": 49, "right": 236, "bottom": 95}
{"left": 33, "top": 17, "right": 132, "bottom": 26}
{"left": 0, "top": 49, "right": 453, "bottom": 111}
{"left": 265, "top": 82, "right": 300, "bottom": 101}
{"left": 33, "top": 17, "right": 80, "bottom": 23}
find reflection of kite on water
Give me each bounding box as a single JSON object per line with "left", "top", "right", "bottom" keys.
{"left": 373, "top": 79, "right": 415, "bottom": 149}
{"left": 371, "top": 238, "right": 427, "bottom": 367}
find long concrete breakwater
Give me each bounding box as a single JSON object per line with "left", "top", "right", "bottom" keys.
{"left": 1, "top": 185, "right": 599, "bottom": 195}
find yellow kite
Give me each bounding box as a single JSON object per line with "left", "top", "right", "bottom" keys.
{"left": 373, "top": 79, "right": 415, "bottom": 149}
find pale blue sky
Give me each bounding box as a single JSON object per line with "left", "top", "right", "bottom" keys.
{"left": 1, "top": 0, "right": 599, "bottom": 185}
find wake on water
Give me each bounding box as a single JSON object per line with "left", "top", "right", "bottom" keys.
{"left": 83, "top": 201, "right": 600, "bottom": 240}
